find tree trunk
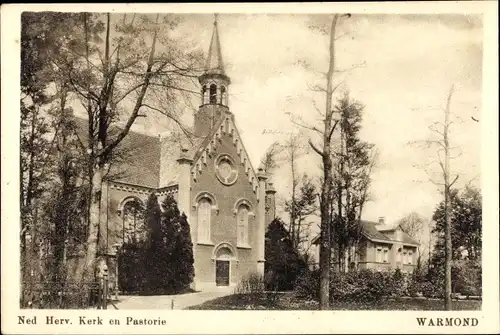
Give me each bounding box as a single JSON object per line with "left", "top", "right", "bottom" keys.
{"left": 291, "top": 148, "right": 297, "bottom": 249}
{"left": 444, "top": 136, "right": 452, "bottom": 310}
{"left": 81, "top": 165, "right": 104, "bottom": 284}
{"left": 318, "top": 14, "right": 339, "bottom": 310}
{"left": 443, "top": 86, "right": 454, "bottom": 310}
{"left": 337, "top": 118, "right": 344, "bottom": 273}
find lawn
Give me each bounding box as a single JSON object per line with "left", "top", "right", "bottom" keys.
{"left": 186, "top": 292, "right": 481, "bottom": 311}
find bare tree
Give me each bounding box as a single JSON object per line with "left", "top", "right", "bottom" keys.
{"left": 396, "top": 211, "right": 426, "bottom": 269}
{"left": 291, "top": 14, "right": 348, "bottom": 309}
{"left": 280, "top": 134, "right": 309, "bottom": 248}
{"left": 259, "top": 141, "right": 283, "bottom": 181}
{"left": 409, "top": 85, "right": 460, "bottom": 310}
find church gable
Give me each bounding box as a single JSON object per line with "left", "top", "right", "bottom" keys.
{"left": 190, "top": 113, "right": 260, "bottom": 197}
{"left": 189, "top": 116, "right": 259, "bottom": 253}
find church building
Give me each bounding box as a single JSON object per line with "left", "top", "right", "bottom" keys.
{"left": 87, "top": 17, "right": 277, "bottom": 291}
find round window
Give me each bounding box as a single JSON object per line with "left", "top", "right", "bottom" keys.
{"left": 215, "top": 155, "right": 238, "bottom": 185}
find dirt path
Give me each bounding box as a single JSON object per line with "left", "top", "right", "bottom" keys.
{"left": 114, "top": 288, "right": 234, "bottom": 310}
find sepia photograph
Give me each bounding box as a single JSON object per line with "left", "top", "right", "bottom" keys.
{"left": 2, "top": 2, "right": 499, "bottom": 334}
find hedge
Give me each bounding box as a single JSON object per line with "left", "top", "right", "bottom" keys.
{"left": 294, "top": 268, "right": 460, "bottom": 302}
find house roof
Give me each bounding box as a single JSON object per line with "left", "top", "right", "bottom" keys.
{"left": 311, "top": 220, "right": 420, "bottom": 247}
{"left": 361, "top": 220, "right": 393, "bottom": 242}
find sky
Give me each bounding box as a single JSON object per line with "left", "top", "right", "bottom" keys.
{"left": 72, "top": 13, "right": 482, "bottom": 248}
{"left": 131, "top": 13, "right": 481, "bottom": 218}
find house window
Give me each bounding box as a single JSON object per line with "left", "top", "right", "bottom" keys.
{"left": 383, "top": 247, "right": 389, "bottom": 263}
{"left": 237, "top": 204, "right": 249, "bottom": 246}
{"left": 403, "top": 251, "right": 408, "bottom": 264}
{"left": 397, "top": 248, "right": 402, "bottom": 263}
{"left": 376, "top": 246, "right": 383, "bottom": 263}
{"left": 408, "top": 251, "right": 413, "bottom": 265}
{"left": 197, "top": 198, "right": 212, "bottom": 243}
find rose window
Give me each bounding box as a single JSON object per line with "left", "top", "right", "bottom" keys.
{"left": 215, "top": 155, "right": 238, "bottom": 185}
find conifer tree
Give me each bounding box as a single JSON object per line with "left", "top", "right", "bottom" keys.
{"left": 143, "top": 193, "right": 162, "bottom": 292}
{"left": 172, "top": 212, "right": 195, "bottom": 292}
{"left": 145, "top": 195, "right": 194, "bottom": 294}
{"left": 265, "top": 218, "right": 307, "bottom": 291}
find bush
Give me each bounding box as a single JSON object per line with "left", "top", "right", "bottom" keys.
{"left": 453, "top": 260, "right": 481, "bottom": 297}
{"left": 295, "top": 268, "right": 427, "bottom": 302}
{"left": 234, "top": 272, "right": 265, "bottom": 295}
{"left": 330, "top": 269, "right": 402, "bottom": 302}
{"left": 419, "top": 281, "right": 443, "bottom": 298}
{"left": 391, "top": 268, "right": 406, "bottom": 297}
{"left": 407, "top": 275, "right": 421, "bottom": 297}
{"left": 294, "top": 269, "right": 319, "bottom": 300}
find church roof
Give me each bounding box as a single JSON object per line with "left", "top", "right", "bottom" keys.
{"left": 204, "top": 16, "right": 226, "bottom": 75}
{"left": 159, "top": 130, "right": 204, "bottom": 188}
{"left": 72, "top": 117, "right": 161, "bottom": 188}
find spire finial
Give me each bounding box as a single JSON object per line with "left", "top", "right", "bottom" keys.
{"left": 203, "top": 13, "right": 225, "bottom": 75}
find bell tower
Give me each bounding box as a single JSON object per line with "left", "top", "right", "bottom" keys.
{"left": 195, "top": 14, "right": 231, "bottom": 137}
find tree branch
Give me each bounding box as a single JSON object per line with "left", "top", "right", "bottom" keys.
{"left": 309, "top": 139, "right": 324, "bottom": 157}
{"left": 101, "top": 15, "right": 160, "bottom": 159}
{"left": 449, "top": 174, "right": 459, "bottom": 188}
{"left": 327, "top": 119, "right": 340, "bottom": 142}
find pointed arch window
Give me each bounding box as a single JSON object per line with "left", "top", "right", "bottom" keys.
{"left": 220, "top": 86, "right": 227, "bottom": 105}
{"left": 237, "top": 204, "right": 250, "bottom": 247}
{"left": 202, "top": 85, "right": 208, "bottom": 104}
{"left": 121, "top": 199, "right": 145, "bottom": 244}
{"left": 197, "top": 198, "right": 212, "bottom": 243}
{"left": 209, "top": 84, "right": 217, "bottom": 104}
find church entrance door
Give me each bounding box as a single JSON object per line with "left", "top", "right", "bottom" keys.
{"left": 215, "top": 260, "right": 230, "bottom": 286}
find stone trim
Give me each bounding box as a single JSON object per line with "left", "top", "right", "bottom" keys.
{"left": 211, "top": 242, "right": 238, "bottom": 261}
{"left": 116, "top": 195, "right": 144, "bottom": 216}
{"left": 191, "top": 115, "right": 259, "bottom": 193}
{"left": 192, "top": 191, "right": 219, "bottom": 214}
{"left": 108, "top": 180, "right": 179, "bottom": 198}
{"left": 156, "top": 184, "right": 179, "bottom": 196}
{"left": 109, "top": 181, "right": 154, "bottom": 195}
{"left": 232, "top": 198, "right": 254, "bottom": 217}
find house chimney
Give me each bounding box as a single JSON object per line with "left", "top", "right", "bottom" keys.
{"left": 378, "top": 217, "right": 385, "bottom": 225}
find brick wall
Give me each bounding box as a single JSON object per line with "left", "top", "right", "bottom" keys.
{"left": 189, "top": 131, "right": 260, "bottom": 289}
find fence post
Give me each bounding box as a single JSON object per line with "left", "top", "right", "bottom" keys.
{"left": 97, "top": 277, "right": 102, "bottom": 310}
{"left": 103, "top": 267, "right": 108, "bottom": 310}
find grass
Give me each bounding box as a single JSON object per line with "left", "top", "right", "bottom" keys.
{"left": 186, "top": 292, "right": 481, "bottom": 311}
{"left": 119, "top": 287, "right": 199, "bottom": 296}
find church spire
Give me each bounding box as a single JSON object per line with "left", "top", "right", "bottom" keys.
{"left": 195, "top": 14, "right": 231, "bottom": 137}
{"left": 205, "top": 14, "right": 225, "bottom": 75}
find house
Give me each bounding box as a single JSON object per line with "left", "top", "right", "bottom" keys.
{"left": 310, "top": 217, "right": 420, "bottom": 273}
{"left": 70, "top": 17, "right": 277, "bottom": 291}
